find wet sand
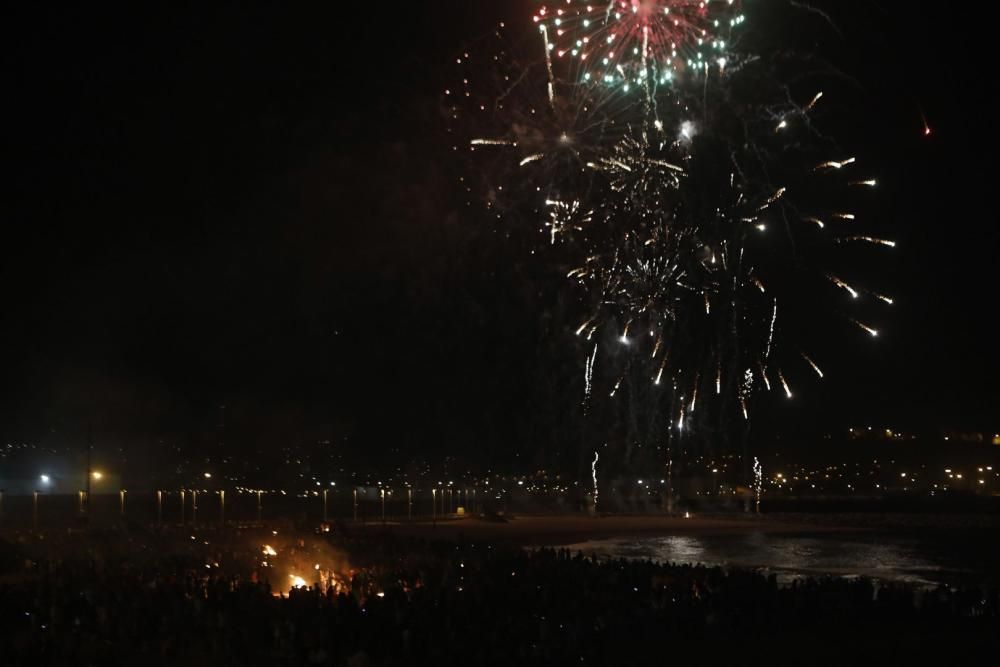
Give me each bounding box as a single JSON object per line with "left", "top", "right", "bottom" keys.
{"left": 373, "top": 513, "right": 853, "bottom": 546}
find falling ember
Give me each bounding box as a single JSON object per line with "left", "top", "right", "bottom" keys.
{"left": 471, "top": 138, "right": 517, "bottom": 146}
{"left": 759, "top": 187, "right": 786, "bottom": 210}
{"left": 805, "top": 91, "right": 824, "bottom": 111}
{"left": 827, "top": 275, "right": 859, "bottom": 299}
{"left": 852, "top": 319, "right": 880, "bottom": 337}
{"left": 803, "top": 217, "right": 825, "bottom": 229}
{"left": 838, "top": 236, "right": 896, "bottom": 248}
{"left": 801, "top": 353, "right": 824, "bottom": 378}
{"left": 875, "top": 293, "right": 895, "bottom": 306}
{"left": 262, "top": 545, "right": 278, "bottom": 557}
{"left": 759, "top": 365, "right": 772, "bottom": 392}
{"left": 815, "top": 157, "right": 856, "bottom": 171}
{"left": 850, "top": 179, "right": 877, "bottom": 187}
{"left": 920, "top": 109, "right": 932, "bottom": 136}
{"left": 779, "top": 371, "right": 793, "bottom": 399}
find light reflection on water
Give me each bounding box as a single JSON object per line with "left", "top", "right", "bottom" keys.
{"left": 564, "top": 533, "right": 970, "bottom": 586}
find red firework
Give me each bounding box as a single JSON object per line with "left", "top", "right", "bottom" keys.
{"left": 534, "top": 0, "right": 740, "bottom": 78}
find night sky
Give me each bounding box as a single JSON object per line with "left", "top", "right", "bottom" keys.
{"left": 2, "top": 2, "right": 997, "bottom": 470}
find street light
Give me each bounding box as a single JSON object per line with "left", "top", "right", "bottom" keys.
{"left": 92, "top": 471, "right": 103, "bottom": 481}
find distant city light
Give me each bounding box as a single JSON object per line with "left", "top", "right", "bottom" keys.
{"left": 40, "top": 474, "right": 50, "bottom": 484}
{"left": 204, "top": 473, "right": 212, "bottom": 479}
{"left": 92, "top": 471, "right": 103, "bottom": 480}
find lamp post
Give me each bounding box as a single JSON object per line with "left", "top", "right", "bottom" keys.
{"left": 257, "top": 490, "right": 263, "bottom": 524}
{"left": 119, "top": 489, "right": 126, "bottom": 517}
{"left": 353, "top": 488, "right": 358, "bottom": 522}
{"left": 407, "top": 488, "right": 412, "bottom": 521}
{"left": 323, "top": 489, "right": 328, "bottom": 522}
{"left": 432, "top": 489, "right": 437, "bottom": 525}
{"left": 192, "top": 490, "right": 198, "bottom": 525}
{"left": 157, "top": 490, "right": 163, "bottom": 525}
{"left": 180, "top": 489, "right": 186, "bottom": 525}
{"left": 33, "top": 490, "right": 39, "bottom": 531}
{"left": 219, "top": 490, "right": 225, "bottom": 525}
{"left": 380, "top": 488, "right": 385, "bottom": 524}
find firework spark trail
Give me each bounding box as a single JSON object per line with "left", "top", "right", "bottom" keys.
{"left": 765, "top": 301, "right": 778, "bottom": 364}
{"left": 540, "top": 23, "right": 556, "bottom": 109}
{"left": 839, "top": 236, "right": 897, "bottom": 248}
{"left": 584, "top": 343, "right": 598, "bottom": 410}
{"left": 591, "top": 451, "right": 600, "bottom": 512}
{"left": 753, "top": 456, "right": 763, "bottom": 513}
{"left": 740, "top": 368, "right": 753, "bottom": 419}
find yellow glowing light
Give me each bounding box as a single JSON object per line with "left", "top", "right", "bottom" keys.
{"left": 91, "top": 471, "right": 103, "bottom": 480}
{"left": 290, "top": 576, "right": 307, "bottom": 589}
{"left": 263, "top": 545, "right": 277, "bottom": 556}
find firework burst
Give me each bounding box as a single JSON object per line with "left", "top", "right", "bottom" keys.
{"left": 534, "top": 1, "right": 745, "bottom": 93}
{"left": 448, "top": 3, "right": 893, "bottom": 463}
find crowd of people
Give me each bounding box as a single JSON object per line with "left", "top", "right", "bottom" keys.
{"left": 1, "top": 530, "right": 999, "bottom": 665}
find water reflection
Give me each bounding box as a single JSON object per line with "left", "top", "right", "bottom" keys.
{"left": 565, "top": 533, "right": 967, "bottom": 586}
